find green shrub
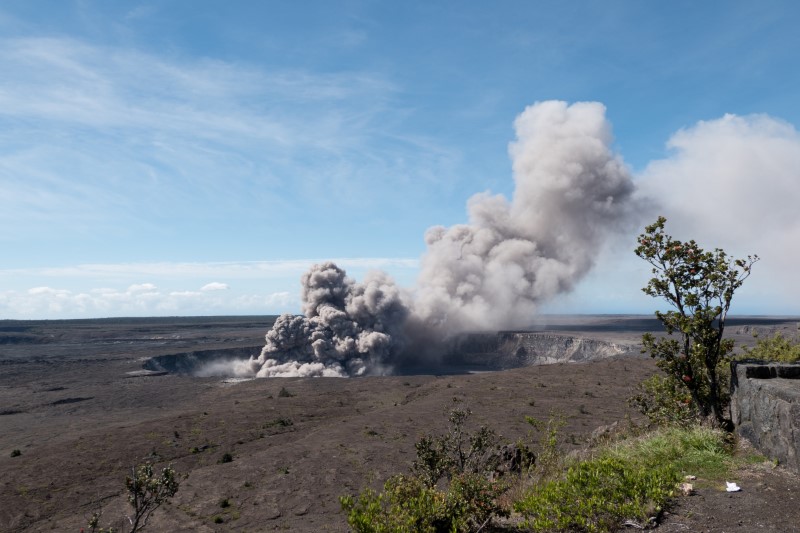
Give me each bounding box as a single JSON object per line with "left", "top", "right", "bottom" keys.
{"left": 524, "top": 413, "right": 565, "bottom": 480}
{"left": 515, "top": 457, "right": 678, "bottom": 532}
{"left": 629, "top": 374, "right": 696, "bottom": 427}
{"left": 10, "top": 449, "right": 21, "bottom": 457}
{"left": 341, "top": 406, "right": 519, "bottom": 532}
{"left": 124, "top": 463, "right": 180, "bottom": 532}
{"left": 278, "top": 386, "right": 294, "bottom": 398}
{"left": 741, "top": 332, "right": 800, "bottom": 362}
{"left": 340, "top": 473, "right": 507, "bottom": 533}
{"left": 411, "top": 406, "right": 504, "bottom": 487}
{"left": 264, "top": 417, "right": 293, "bottom": 428}
{"left": 341, "top": 475, "right": 449, "bottom": 533}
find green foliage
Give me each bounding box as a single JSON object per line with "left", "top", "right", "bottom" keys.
{"left": 515, "top": 457, "right": 678, "bottom": 532}
{"left": 87, "top": 511, "right": 116, "bottom": 533}
{"left": 87, "top": 462, "right": 179, "bottom": 533}
{"left": 340, "top": 474, "right": 508, "bottom": 533}
{"left": 635, "top": 216, "right": 758, "bottom": 426}
{"left": 264, "top": 417, "right": 293, "bottom": 428}
{"left": 342, "top": 406, "right": 519, "bottom": 532}
{"left": 741, "top": 332, "right": 800, "bottom": 362}
{"left": 605, "top": 426, "right": 733, "bottom": 481}
{"left": 412, "top": 406, "right": 502, "bottom": 487}
{"left": 515, "top": 424, "right": 734, "bottom": 532}
{"left": 525, "top": 413, "right": 565, "bottom": 480}
{"left": 629, "top": 374, "right": 695, "bottom": 428}
{"left": 124, "top": 463, "right": 180, "bottom": 532}
{"left": 340, "top": 475, "right": 452, "bottom": 533}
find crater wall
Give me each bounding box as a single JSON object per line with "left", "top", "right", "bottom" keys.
{"left": 445, "top": 331, "right": 638, "bottom": 369}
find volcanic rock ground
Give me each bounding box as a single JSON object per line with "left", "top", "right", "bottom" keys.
{"left": 1, "top": 315, "right": 799, "bottom": 532}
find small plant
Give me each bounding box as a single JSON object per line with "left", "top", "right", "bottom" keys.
{"left": 264, "top": 417, "right": 293, "bottom": 428}
{"left": 412, "top": 406, "right": 503, "bottom": 487}
{"left": 219, "top": 452, "right": 233, "bottom": 464}
{"left": 124, "top": 463, "right": 180, "bottom": 531}
{"left": 212, "top": 515, "right": 224, "bottom": 524}
{"left": 278, "top": 386, "right": 294, "bottom": 398}
{"left": 10, "top": 449, "right": 21, "bottom": 457}
{"left": 89, "top": 462, "right": 180, "bottom": 533}
{"left": 219, "top": 498, "right": 231, "bottom": 508}
{"left": 525, "top": 413, "right": 565, "bottom": 481}
{"left": 340, "top": 473, "right": 508, "bottom": 533}
{"left": 342, "top": 407, "right": 526, "bottom": 531}
{"left": 87, "top": 510, "right": 116, "bottom": 533}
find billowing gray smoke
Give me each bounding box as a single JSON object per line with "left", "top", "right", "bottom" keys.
{"left": 233, "top": 265, "right": 412, "bottom": 377}
{"left": 237, "top": 101, "right": 638, "bottom": 377}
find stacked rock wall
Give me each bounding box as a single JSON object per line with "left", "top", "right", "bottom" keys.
{"left": 730, "top": 361, "right": 800, "bottom": 472}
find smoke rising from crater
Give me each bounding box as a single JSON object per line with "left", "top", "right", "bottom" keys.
{"left": 238, "top": 101, "right": 639, "bottom": 377}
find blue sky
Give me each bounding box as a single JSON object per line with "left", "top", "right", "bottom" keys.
{"left": 2, "top": 1, "right": 800, "bottom": 319}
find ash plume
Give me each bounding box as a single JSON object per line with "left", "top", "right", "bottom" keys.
{"left": 239, "top": 101, "right": 638, "bottom": 377}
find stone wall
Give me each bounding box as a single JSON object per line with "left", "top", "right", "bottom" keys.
{"left": 730, "top": 361, "right": 800, "bottom": 472}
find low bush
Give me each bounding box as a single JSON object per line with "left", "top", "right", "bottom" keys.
{"left": 88, "top": 462, "right": 180, "bottom": 533}
{"left": 741, "top": 332, "right": 800, "bottom": 362}
{"left": 341, "top": 406, "right": 525, "bottom": 532}
{"left": 341, "top": 474, "right": 507, "bottom": 533}
{"left": 218, "top": 452, "right": 233, "bottom": 463}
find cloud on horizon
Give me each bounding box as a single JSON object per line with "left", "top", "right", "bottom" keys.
{"left": 1, "top": 283, "right": 299, "bottom": 318}
{"left": 0, "top": 258, "right": 419, "bottom": 319}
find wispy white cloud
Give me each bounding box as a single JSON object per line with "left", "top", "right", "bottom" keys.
{"left": 0, "top": 258, "right": 419, "bottom": 280}
{"left": 201, "top": 282, "right": 230, "bottom": 292}
{"left": 0, "top": 35, "right": 459, "bottom": 240}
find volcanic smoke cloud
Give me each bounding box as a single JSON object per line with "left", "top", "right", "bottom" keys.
{"left": 237, "top": 101, "right": 638, "bottom": 377}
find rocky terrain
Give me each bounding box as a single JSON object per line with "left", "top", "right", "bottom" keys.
{"left": 1, "top": 315, "right": 799, "bottom": 532}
